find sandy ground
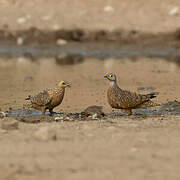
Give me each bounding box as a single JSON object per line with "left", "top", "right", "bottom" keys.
{"left": 0, "top": 57, "right": 180, "bottom": 180}
{"left": 0, "top": 0, "right": 180, "bottom": 32}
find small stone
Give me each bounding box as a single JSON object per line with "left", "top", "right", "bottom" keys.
{"left": 34, "top": 126, "right": 57, "bottom": 141}
{"left": 56, "top": 39, "right": 67, "bottom": 46}
{"left": 65, "top": 117, "right": 70, "bottom": 120}
{"left": 23, "top": 76, "right": 33, "bottom": 82}
{"left": 81, "top": 105, "right": 105, "bottom": 118}
{"left": 0, "top": 111, "right": 6, "bottom": 119}
{"left": 104, "top": 6, "right": 114, "bottom": 12}
{"left": 17, "top": 37, "right": 24, "bottom": 45}
{"left": 54, "top": 116, "right": 64, "bottom": 122}
{"left": 16, "top": 17, "right": 27, "bottom": 24}
{"left": 169, "top": 7, "right": 179, "bottom": 16}
{"left": 92, "top": 113, "right": 98, "bottom": 120}
{"left": 64, "top": 116, "right": 73, "bottom": 121}
{"left": 1, "top": 118, "right": 19, "bottom": 130}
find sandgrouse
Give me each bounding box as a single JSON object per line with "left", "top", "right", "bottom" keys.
{"left": 104, "top": 73, "right": 159, "bottom": 115}
{"left": 25, "top": 81, "right": 70, "bottom": 116}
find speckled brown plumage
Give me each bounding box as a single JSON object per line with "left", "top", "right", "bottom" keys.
{"left": 104, "top": 73, "right": 159, "bottom": 115}
{"left": 25, "top": 81, "right": 70, "bottom": 116}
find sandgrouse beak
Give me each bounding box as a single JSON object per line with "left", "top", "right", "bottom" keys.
{"left": 66, "top": 83, "right": 71, "bottom": 88}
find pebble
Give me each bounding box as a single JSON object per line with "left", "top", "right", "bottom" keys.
{"left": 169, "top": 7, "right": 179, "bottom": 16}
{"left": 65, "top": 117, "right": 70, "bottom": 121}
{"left": 54, "top": 116, "right": 64, "bottom": 122}
{"left": 1, "top": 118, "right": 19, "bottom": 130}
{"left": 17, "top": 37, "right": 24, "bottom": 45}
{"left": 104, "top": 6, "right": 114, "bottom": 12}
{"left": 23, "top": 76, "right": 33, "bottom": 82}
{"left": 0, "top": 111, "right": 6, "bottom": 119}
{"left": 16, "top": 17, "right": 27, "bottom": 24}
{"left": 92, "top": 113, "right": 98, "bottom": 120}
{"left": 34, "top": 126, "right": 57, "bottom": 141}
{"left": 56, "top": 39, "right": 67, "bottom": 46}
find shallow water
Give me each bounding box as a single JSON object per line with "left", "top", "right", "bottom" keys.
{"left": 0, "top": 44, "right": 180, "bottom": 58}
{"left": 5, "top": 103, "right": 180, "bottom": 120}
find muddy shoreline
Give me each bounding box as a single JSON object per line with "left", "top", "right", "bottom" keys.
{"left": 0, "top": 28, "right": 179, "bottom": 58}
{"left": 1, "top": 28, "right": 180, "bottom": 45}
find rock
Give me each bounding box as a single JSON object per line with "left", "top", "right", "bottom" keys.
{"left": 1, "top": 118, "right": 19, "bottom": 130}
{"left": 0, "top": 111, "right": 6, "bottom": 119}
{"left": 92, "top": 113, "right": 98, "bottom": 120}
{"left": 54, "top": 116, "right": 64, "bottom": 122}
{"left": 23, "top": 76, "right": 33, "bottom": 82}
{"left": 56, "top": 39, "right": 67, "bottom": 46}
{"left": 17, "top": 37, "right": 24, "bottom": 45}
{"left": 81, "top": 105, "right": 105, "bottom": 118}
{"left": 104, "top": 6, "right": 114, "bottom": 12}
{"left": 169, "top": 7, "right": 179, "bottom": 16}
{"left": 64, "top": 116, "right": 70, "bottom": 121}
{"left": 16, "top": 17, "right": 27, "bottom": 24}
{"left": 34, "top": 126, "right": 57, "bottom": 141}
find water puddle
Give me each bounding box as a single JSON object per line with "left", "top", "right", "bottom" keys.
{"left": 2, "top": 101, "right": 180, "bottom": 123}
{"left": 0, "top": 44, "right": 180, "bottom": 59}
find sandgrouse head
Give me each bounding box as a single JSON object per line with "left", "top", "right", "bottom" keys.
{"left": 104, "top": 73, "right": 116, "bottom": 82}
{"left": 58, "top": 80, "right": 71, "bottom": 88}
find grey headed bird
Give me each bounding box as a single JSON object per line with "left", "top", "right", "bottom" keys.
{"left": 104, "top": 73, "right": 159, "bottom": 115}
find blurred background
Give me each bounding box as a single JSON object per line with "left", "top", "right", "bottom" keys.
{"left": 0, "top": 0, "right": 180, "bottom": 180}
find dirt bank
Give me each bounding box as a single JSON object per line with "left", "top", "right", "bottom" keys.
{"left": 1, "top": 0, "right": 180, "bottom": 33}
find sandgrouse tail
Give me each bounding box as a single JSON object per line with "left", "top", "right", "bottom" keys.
{"left": 104, "top": 73, "right": 159, "bottom": 115}
{"left": 25, "top": 81, "right": 70, "bottom": 116}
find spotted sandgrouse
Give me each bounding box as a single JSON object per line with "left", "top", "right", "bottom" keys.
{"left": 104, "top": 73, "right": 159, "bottom": 115}
{"left": 25, "top": 81, "right": 70, "bottom": 116}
